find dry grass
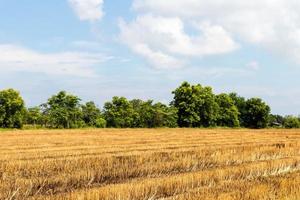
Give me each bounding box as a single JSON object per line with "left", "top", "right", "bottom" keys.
{"left": 0, "top": 129, "right": 299, "bottom": 200}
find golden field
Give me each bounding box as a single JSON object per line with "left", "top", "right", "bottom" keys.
{"left": 0, "top": 129, "right": 300, "bottom": 200}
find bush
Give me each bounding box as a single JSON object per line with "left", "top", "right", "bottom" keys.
{"left": 95, "top": 118, "right": 107, "bottom": 128}
{"left": 283, "top": 116, "right": 300, "bottom": 128}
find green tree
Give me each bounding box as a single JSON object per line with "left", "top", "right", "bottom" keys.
{"left": 172, "top": 82, "right": 199, "bottom": 127}
{"left": 129, "top": 99, "right": 178, "bottom": 128}
{"left": 215, "top": 94, "right": 239, "bottom": 127}
{"left": 195, "top": 86, "right": 219, "bottom": 127}
{"left": 229, "top": 93, "right": 247, "bottom": 127}
{"left": 172, "top": 82, "right": 218, "bottom": 127}
{"left": 130, "top": 99, "right": 152, "bottom": 128}
{"left": 43, "top": 91, "right": 83, "bottom": 128}
{"left": 95, "top": 117, "right": 107, "bottom": 128}
{"left": 103, "top": 97, "right": 135, "bottom": 128}
{"left": 81, "top": 101, "right": 105, "bottom": 127}
{"left": 25, "top": 107, "right": 43, "bottom": 127}
{"left": 0, "top": 89, "right": 25, "bottom": 128}
{"left": 152, "top": 103, "right": 178, "bottom": 128}
{"left": 283, "top": 116, "right": 300, "bottom": 128}
{"left": 244, "top": 98, "right": 270, "bottom": 129}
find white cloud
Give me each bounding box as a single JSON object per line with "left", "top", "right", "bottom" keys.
{"left": 132, "top": 43, "right": 185, "bottom": 69}
{"left": 246, "top": 61, "right": 260, "bottom": 71}
{"left": 68, "top": 0, "right": 104, "bottom": 22}
{"left": 119, "top": 15, "right": 238, "bottom": 69}
{"left": 0, "top": 44, "right": 107, "bottom": 77}
{"left": 132, "top": 0, "right": 300, "bottom": 65}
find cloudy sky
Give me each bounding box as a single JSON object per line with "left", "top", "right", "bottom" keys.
{"left": 0, "top": 0, "right": 300, "bottom": 115}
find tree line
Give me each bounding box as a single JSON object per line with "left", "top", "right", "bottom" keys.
{"left": 0, "top": 82, "right": 299, "bottom": 129}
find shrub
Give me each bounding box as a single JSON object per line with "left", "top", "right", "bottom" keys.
{"left": 283, "top": 116, "right": 300, "bottom": 128}
{"left": 95, "top": 118, "right": 107, "bottom": 128}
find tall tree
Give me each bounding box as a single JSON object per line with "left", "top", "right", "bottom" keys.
{"left": 172, "top": 82, "right": 200, "bottom": 127}
{"left": 215, "top": 93, "right": 239, "bottom": 127}
{"left": 195, "top": 86, "right": 219, "bottom": 127}
{"left": 172, "top": 82, "right": 218, "bottom": 127}
{"left": 244, "top": 98, "right": 270, "bottom": 129}
{"left": 43, "top": 91, "right": 83, "bottom": 128}
{"left": 0, "top": 89, "right": 25, "bottom": 128}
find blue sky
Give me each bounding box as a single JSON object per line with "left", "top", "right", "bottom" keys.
{"left": 0, "top": 0, "right": 299, "bottom": 115}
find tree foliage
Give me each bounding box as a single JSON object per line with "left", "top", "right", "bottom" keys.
{"left": 42, "top": 91, "right": 84, "bottom": 128}
{"left": 151, "top": 103, "right": 178, "bottom": 128}
{"left": 25, "top": 107, "right": 43, "bottom": 127}
{"left": 1, "top": 82, "right": 293, "bottom": 129}
{"left": 103, "top": 97, "right": 135, "bottom": 128}
{"left": 283, "top": 116, "right": 300, "bottom": 128}
{"left": 82, "top": 101, "right": 105, "bottom": 127}
{"left": 0, "top": 89, "right": 25, "bottom": 128}
{"left": 172, "top": 82, "right": 218, "bottom": 127}
{"left": 215, "top": 94, "right": 239, "bottom": 127}
{"left": 243, "top": 98, "right": 270, "bottom": 129}
{"left": 103, "top": 97, "right": 177, "bottom": 128}
{"left": 229, "top": 93, "right": 247, "bottom": 127}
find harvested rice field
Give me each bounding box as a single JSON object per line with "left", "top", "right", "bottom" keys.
{"left": 0, "top": 129, "right": 300, "bottom": 200}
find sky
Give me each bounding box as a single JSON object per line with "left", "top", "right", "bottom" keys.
{"left": 0, "top": 0, "right": 300, "bottom": 115}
